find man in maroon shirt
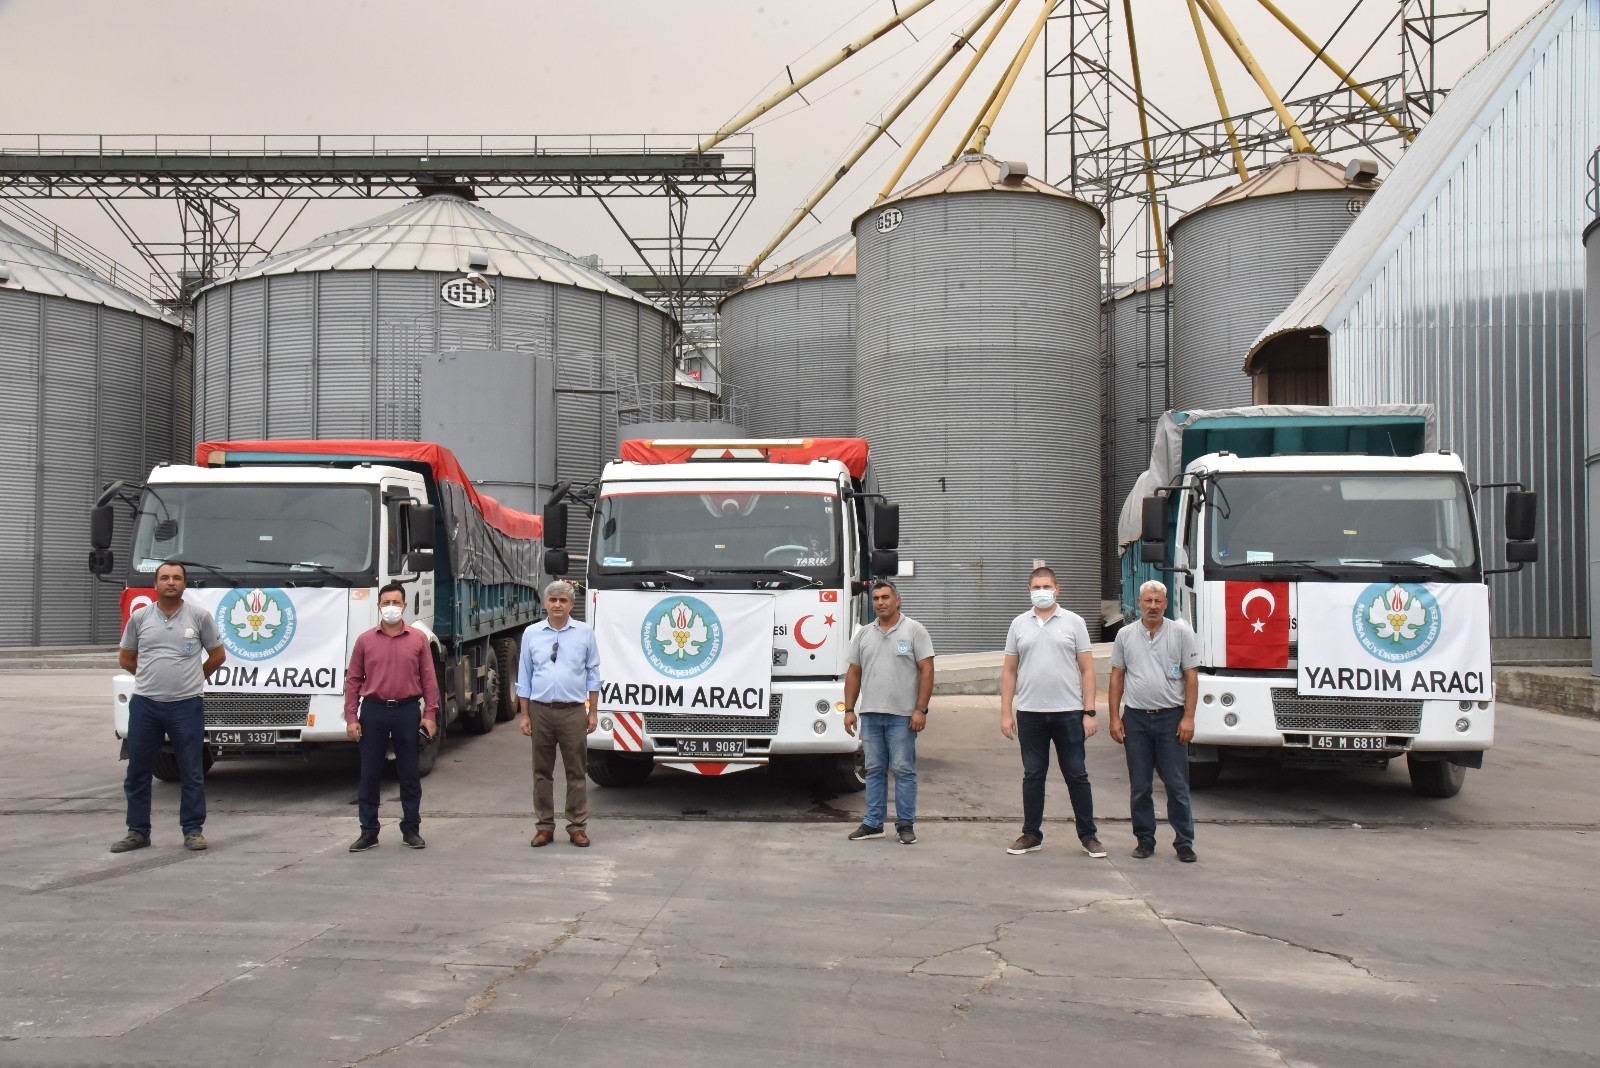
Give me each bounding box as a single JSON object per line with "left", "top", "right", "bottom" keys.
{"left": 343, "top": 582, "right": 440, "bottom": 852}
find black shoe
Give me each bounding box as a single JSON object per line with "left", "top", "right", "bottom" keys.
{"left": 349, "top": 833, "right": 379, "bottom": 852}
{"left": 402, "top": 832, "right": 426, "bottom": 849}
{"left": 1082, "top": 836, "right": 1108, "bottom": 858}
{"left": 1176, "top": 845, "right": 1198, "bottom": 863}
{"left": 896, "top": 823, "right": 917, "bottom": 845}
{"left": 1132, "top": 841, "right": 1155, "bottom": 860}
{"left": 110, "top": 831, "right": 150, "bottom": 854}
{"left": 847, "top": 823, "right": 885, "bottom": 841}
{"left": 1006, "top": 833, "right": 1042, "bottom": 855}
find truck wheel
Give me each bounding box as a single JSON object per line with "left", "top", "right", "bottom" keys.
{"left": 587, "top": 752, "right": 654, "bottom": 788}
{"left": 154, "top": 746, "right": 215, "bottom": 782}
{"left": 815, "top": 750, "right": 867, "bottom": 794}
{"left": 417, "top": 706, "right": 449, "bottom": 778}
{"left": 459, "top": 654, "right": 497, "bottom": 736}
{"left": 1407, "top": 755, "right": 1466, "bottom": 798}
{"left": 494, "top": 637, "right": 519, "bottom": 722}
{"left": 1187, "top": 759, "right": 1223, "bottom": 791}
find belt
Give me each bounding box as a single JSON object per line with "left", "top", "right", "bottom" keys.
{"left": 1126, "top": 706, "right": 1183, "bottom": 714}
{"left": 534, "top": 699, "right": 586, "bottom": 709}
{"left": 365, "top": 695, "right": 422, "bottom": 707}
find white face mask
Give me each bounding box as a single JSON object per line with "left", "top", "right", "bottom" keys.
{"left": 379, "top": 605, "right": 405, "bottom": 625}
{"left": 1030, "top": 588, "right": 1056, "bottom": 610}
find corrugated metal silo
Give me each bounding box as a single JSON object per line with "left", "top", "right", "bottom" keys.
{"left": 1585, "top": 204, "right": 1599, "bottom": 672}
{"left": 1105, "top": 268, "right": 1170, "bottom": 603}
{"left": 719, "top": 233, "right": 856, "bottom": 436}
{"left": 854, "top": 156, "right": 1103, "bottom": 652}
{"left": 192, "top": 194, "right": 675, "bottom": 490}
{"left": 0, "top": 221, "right": 189, "bottom": 647}
{"left": 1170, "top": 155, "right": 1377, "bottom": 410}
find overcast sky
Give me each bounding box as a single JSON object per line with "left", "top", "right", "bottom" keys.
{"left": 0, "top": 0, "right": 1544, "bottom": 286}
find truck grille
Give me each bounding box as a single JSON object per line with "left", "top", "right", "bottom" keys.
{"left": 645, "top": 709, "right": 781, "bottom": 737}
{"left": 203, "top": 694, "right": 311, "bottom": 727}
{"left": 1271, "top": 691, "right": 1422, "bottom": 734}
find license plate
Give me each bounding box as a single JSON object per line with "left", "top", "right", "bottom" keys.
{"left": 211, "top": 730, "right": 276, "bottom": 746}
{"left": 1308, "top": 734, "right": 1389, "bottom": 751}
{"left": 675, "top": 738, "right": 744, "bottom": 757}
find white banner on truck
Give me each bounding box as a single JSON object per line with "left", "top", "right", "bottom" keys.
{"left": 596, "top": 591, "right": 775, "bottom": 717}
{"left": 1297, "top": 582, "right": 1492, "bottom": 700}
{"left": 186, "top": 587, "right": 350, "bottom": 695}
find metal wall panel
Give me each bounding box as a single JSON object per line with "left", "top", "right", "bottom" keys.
{"left": 314, "top": 274, "right": 376, "bottom": 438}
{"left": 39, "top": 300, "right": 99, "bottom": 645}
{"left": 0, "top": 291, "right": 41, "bottom": 646}
{"left": 1586, "top": 211, "right": 1599, "bottom": 670}
{"left": 226, "top": 283, "right": 265, "bottom": 439}
{"left": 855, "top": 190, "right": 1103, "bottom": 653}
{"left": 376, "top": 271, "right": 438, "bottom": 438}
{"left": 1105, "top": 283, "right": 1171, "bottom": 600}
{"left": 1171, "top": 189, "right": 1368, "bottom": 411}
{"left": 721, "top": 275, "right": 857, "bottom": 436}
{"left": 1330, "top": 4, "right": 1599, "bottom": 639}
{"left": 264, "top": 273, "right": 315, "bottom": 437}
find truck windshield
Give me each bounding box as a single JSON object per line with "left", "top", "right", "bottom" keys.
{"left": 594, "top": 489, "right": 840, "bottom": 575}
{"left": 1207, "top": 473, "right": 1478, "bottom": 574}
{"left": 129, "top": 484, "right": 377, "bottom": 580}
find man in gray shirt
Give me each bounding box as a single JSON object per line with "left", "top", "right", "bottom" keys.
{"left": 999, "top": 566, "right": 1103, "bottom": 858}
{"left": 112, "top": 561, "right": 225, "bottom": 853}
{"left": 844, "top": 580, "right": 934, "bottom": 845}
{"left": 1109, "top": 580, "right": 1201, "bottom": 862}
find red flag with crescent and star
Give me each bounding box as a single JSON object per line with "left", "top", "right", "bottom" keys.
{"left": 1225, "top": 582, "right": 1290, "bottom": 668}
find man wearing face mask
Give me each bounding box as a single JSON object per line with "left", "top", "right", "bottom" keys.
{"left": 998, "top": 566, "right": 1104, "bottom": 858}
{"left": 343, "top": 582, "right": 440, "bottom": 852}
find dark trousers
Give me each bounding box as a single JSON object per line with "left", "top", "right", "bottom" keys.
{"left": 357, "top": 699, "right": 422, "bottom": 837}
{"left": 124, "top": 694, "right": 207, "bottom": 836}
{"left": 1124, "top": 707, "right": 1194, "bottom": 848}
{"left": 532, "top": 702, "right": 589, "bottom": 831}
{"left": 1018, "top": 710, "right": 1097, "bottom": 842}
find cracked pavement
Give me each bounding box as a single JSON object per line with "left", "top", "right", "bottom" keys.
{"left": 2, "top": 671, "right": 1598, "bottom": 1066}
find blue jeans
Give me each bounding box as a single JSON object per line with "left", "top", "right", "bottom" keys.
{"left": 1018, "top": 711, "right": 1097, "bottom": 842}
{"left": 357, "top": 700, "right": 423, "bottom": 837}
{"left": 124, "top": 694, "right": 207, "bottom": 836}
{"left": 1123, "top": 707, "right": 1194, "bottom": 848}
{"left": 861, "top": 713, "right": 917, "bottom": 828}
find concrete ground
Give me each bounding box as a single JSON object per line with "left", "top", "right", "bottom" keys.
{"left": 2, "top": 669, "right": 1597, "bottom": 1067}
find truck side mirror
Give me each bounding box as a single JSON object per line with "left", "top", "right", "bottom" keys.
{"left": 1504, "top": 491, "right": 1537, "bottom": 541}
{"left": 88, "top": 548, "right": 114, "bottom": 576}
{"left": 91, "top": 503, "right": 114, "bottom": 551}
{"left": 1140, "top": 496, "right": 1166, "bottom": 543}
{"left": 405, "top": 503, "right": 437, "bottom": 550}
{"left": 870, "top": 549, "right": 899, "bottom": 577}
{"left": 405, "top": 550, "right": 435, "bottom": 574}
{"left": 543, "top": 502, "right": 569, "bottom": 550}
{"left": 1139, "top": 540, "right": 1168, "bottom": 564}
{"left": 544, "top": 548, "right": 570, "bottom": 576}
{"left": 1505, "top": 541, "right": 1538, "bottom": 564}
{"left": 872, "top": 502, "right": 899, "bottom": 550}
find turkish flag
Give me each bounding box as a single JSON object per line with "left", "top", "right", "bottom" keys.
{"left": 1225, "top": 582, "right": 1290, "bottom": 668}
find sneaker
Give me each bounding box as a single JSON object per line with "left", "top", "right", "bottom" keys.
{"left": 1132, "top": 841, "right": 1155, "bottom": 860}
{"left": 1176, "top": 845, "right": 1198, "bottom": 863}
{"left": 348, "top": 833, "right": 379, "bottom": 852}
{"left": 847, "top": 823, "right": 885, "bottom": 841}
{"left": 183, "top": 833, "right": 208, "bottom": 851}
{"left": 402, "top": 832, "right": 426, "bottom": 849}
{"left": 1082, "top": 836, "right": 1108, "bottom": 858}
{"left": 1006, "top": 833, "right": 1042, "bottom": 855}
{"left": 109, "top": 831, "right": 149, "bottom": 854}
{"left": 896, "top": 824, "right": 917, "bottom": 845}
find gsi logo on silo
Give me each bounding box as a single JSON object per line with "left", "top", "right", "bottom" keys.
{"left": 876, "top": 208, "right": 903, "bottom": 234}
{"left": 440, "top": 276, "right": 496, "bottom": 309}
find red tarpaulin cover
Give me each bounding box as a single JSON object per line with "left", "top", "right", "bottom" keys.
{"left": 195, "top": 440, "right": 542, "bottom": 541}
{"left": 619, "top": 438, "right": 869, "bottom": 480}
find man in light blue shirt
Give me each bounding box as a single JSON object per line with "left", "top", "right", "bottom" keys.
{"left": 517, "top": 581, "right": 601, "bottom": 848}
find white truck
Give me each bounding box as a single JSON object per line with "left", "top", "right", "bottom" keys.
{"left": 541, "top": 437, "right": 900, "bottom": 792}
{"left": 1120, "top": 406, "right": 1538, "bottom": 797}
{"left": 89, "top": 440, "right": 543, "bottom": 779}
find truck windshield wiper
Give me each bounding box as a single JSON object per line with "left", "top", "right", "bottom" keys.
{"left": 602, "top": 568, "right": 704, "bottom": 586}
{"left": 1345, "top": 558, "right": 1460, "bottom": 576}
{"left": 1217, "top": 559, "right": 1340, "bottom": 580}
{"left": 244, "top": 559, "right": 356, "bottom": 586}
{"left": 171, "top": 559, "right": 243, "bottom": 585}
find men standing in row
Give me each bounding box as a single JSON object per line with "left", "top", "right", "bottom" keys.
{"left": 345, "top": 582, "right": 440, "bottom": 852}
{"left": 844, "top": 579, "right": 935, "bottom": 845}
{"left": 112, "top": 561, "right": 225, "bottom": 853}
{"left": 518, "top": 581, "right": 600, "bottom": 848}
{"left": 1109, "top": 580, "right": 1200, "bottom": 862}
{"left": 999, "top": 567, "right": 1105, "bottom": 858}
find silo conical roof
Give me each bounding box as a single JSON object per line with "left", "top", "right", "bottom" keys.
{"left": 862, "top": 153, "right": 1096, "bottom": 221}
{"left": 728, "top": 232, "right": 856, "bottom": 301}
{"left": 0, "top": 219, "right": 178, "bottom": 322}
{"left": 211, "top": 194, "right": 658, "bottom": 309}
{"left": 1177, "top": 154, "right": 1378, "bottom": 219}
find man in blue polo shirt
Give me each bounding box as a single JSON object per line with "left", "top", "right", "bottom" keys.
{"left": 518, "top": 580, "right": 601, "bottom": 848}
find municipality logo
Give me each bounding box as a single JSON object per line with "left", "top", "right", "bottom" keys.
{"left": 216, "top": 587, "right": 298, "bottom": 662}
{"left": 641, "top": 596, "right": 723, "bottom": 680}
{"left": 1352, "top": 582, "right": 1441, "bottom": 664}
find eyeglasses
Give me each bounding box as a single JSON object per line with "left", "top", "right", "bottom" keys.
{"left": 550, "top": 641, "right": 559, "bottom": 663}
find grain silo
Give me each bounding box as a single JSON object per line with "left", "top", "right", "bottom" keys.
{"left": 854, "top": 156, "right": 1103, "bottom": 652}
{"left": 1169, "top": 155, "right": 1378, "bottom": 411}
{"left": 0, "top": 221, "right": 189, "bottom": 646}
{"left": 719, "top": 233, "right": 856, "bottom": 436}
{"left": 1105, "top": 268, "right": 1170, "bottom": 604}
{"left": 192, "top": 194, "right": 675, "bottom": 490}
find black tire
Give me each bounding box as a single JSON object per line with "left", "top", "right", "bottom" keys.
{"left": 814, "top": 749, "right": 867, "bottom": 794}
{"left": 587, "top": 751, "right": 654, "bottom": 788}
{"left": 153, "top": 745, "right": 215, "bottom": 783}
{"left": 1187, "top": 758, "right": 1223, "bottom": 790}
{"left": 459, "top": 651, "right": 497, "bottom": 736}
{"left": 416, "top": 703, "right": 449, "bottom": 778}
{"left": 1407, "top": 755, "right": 1466, "bottom": 798}
{"left": 494, "top": 636, "right": 520, "bottom": 722}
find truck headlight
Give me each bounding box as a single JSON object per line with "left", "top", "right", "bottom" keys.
{"left": 1455, "top": 717, "right": 1471, "bottom": 733}
{"left": 815, "top": 700, "right": 829, "bottom": 713}
{"left": 812, "top": 719, "right": 827, "bottom": 735}
{"left": 1223, "top": 712, "right": 1238, "bottom": 727}
{"left": 1458, "top": 701, "right": 1473, "bottom": 712}
{"left": 600, "top": 716, "right": 613, "bottom": 733}
{"left": 1219, "top": 692, "right": 1235, "bottom": 707}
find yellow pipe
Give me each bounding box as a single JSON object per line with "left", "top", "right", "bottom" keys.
{"left": 697, "top": 0, "right": 942, "bottom": 154}
{"left": 1251, "top": 0, "right": 1412, "bottom": 142}
{"left": 965, "top": 0, "right": 1055, "bottom": 155}
{"left": 1187, "top": 0, "right": 1249, "bottom": 180}
{"left": 746, "top": 0, "right": 1010, "bottom": 274}
{"left": 1123, "top": 0, "right": 1168, "bottom": 269}
{"left": 879, "top": 0, "right": 1026, "bottom": 201}
{"left": 1193, "top": 0, "right": 1314, "bottom": 154}
{"left": 949, "top": 55, "right": 1012, "bottom": 163}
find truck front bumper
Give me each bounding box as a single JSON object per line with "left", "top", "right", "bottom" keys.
{"left": 589, "top": 681, "right": 857, "bottom": 763}
{"left": 113, "top": 675, "right": 355, "bottom": 754}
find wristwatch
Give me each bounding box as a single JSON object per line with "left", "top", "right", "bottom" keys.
{"left": 915, "top": 707, "right": 929, "bottom": 714}
{"left": 843, "top": 707, "right": 855, "bottom": 714}
{"left": 1083, "top": 709, "right": 1097, "bottom": 717}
